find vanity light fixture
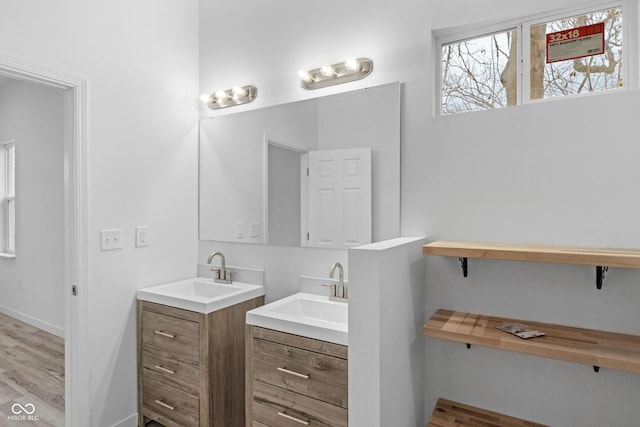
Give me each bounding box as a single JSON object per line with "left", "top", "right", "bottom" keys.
{"left": 205, "top": 84, "right": 257, "bottom": 110}
{"left": 298, "top": 57, "right": 373, "bottom": 90}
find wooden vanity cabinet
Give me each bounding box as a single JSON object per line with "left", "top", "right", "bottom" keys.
{"left": 245, "top": 326, "right": 348, "bottom": 427}
{"left": 138, "top": 297, "right": 264, "bottom": 427}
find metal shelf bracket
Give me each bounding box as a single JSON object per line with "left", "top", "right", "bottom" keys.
{"left": 596, "top": 266, "right": 608, "bottom": 289}
{"left": 459, "top": 257, "right": 468, "bottom": 278}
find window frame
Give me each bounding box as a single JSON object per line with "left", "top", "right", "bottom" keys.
{"left": 434, "top": 0, "right": 633, "bottom": 115}
{"left": 0, "top": 140, "right": 16, "bottom": 256}
{"left": 5, "top": 142, "right": 15, "bottom": 254}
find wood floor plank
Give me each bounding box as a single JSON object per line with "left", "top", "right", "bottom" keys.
{"left": 0, "top": 313, "right": 64, "bottom": 426}
{"left": 0, "top": 377, "right": 22, "bottom": 404}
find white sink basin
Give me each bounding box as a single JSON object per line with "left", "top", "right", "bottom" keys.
{"left": 246, "top": 292, "right": 348, "bottom": 345}
{"left": 137, "top": 277, "right": 265, "bottom": 313}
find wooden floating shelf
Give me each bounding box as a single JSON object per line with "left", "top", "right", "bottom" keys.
{"left": 422, "top": 240, "right": 640, "bottom": 268}
{"left": 428, "top": 398, "right": 549, "bottom": 427}
{"left": 424, "top": 309, "right": 640, "bottom": 374}
{"left": 422, "top": 240, "right": 640, "bottom": 288}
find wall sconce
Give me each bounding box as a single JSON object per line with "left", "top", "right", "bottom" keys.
{"left": 298, "top": 58, "right": 373, "bottom": 90}
{"left": 205, "top": 85, "right": 257, "bottom": 110}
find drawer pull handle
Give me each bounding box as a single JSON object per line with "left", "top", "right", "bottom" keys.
{"left": 277, "top": 366, "right": 310, "bottom": 379}
{"left": 277, "top": 411, "right": 309, "bottom": 425}
{"left": 154, "top": 400, "right": 175, "bottom": 411}
{"left": 154, "top": 365, "right": 176, "bottom": 375}
{"left": 154, "top": 330, "right": 175, "bottom": 339}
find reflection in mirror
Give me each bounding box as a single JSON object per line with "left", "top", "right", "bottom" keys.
{"left": 199, "top": 82, "right": 400, "bottom": 248}
{"left": 267, "top": 140, "right": 302, "bottom": 246}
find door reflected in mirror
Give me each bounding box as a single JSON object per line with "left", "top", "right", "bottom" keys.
{"left": 199, "top": 82, "right": 400, "bottom": 248}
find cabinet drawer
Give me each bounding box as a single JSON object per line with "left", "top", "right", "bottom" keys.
{"left": 141, "top": 310, "right": 199, "bottom": 357}
{"left": 252, "top": 380, "right": 347, "bottom": 427}
{"left": 142, "top": 376, "right": 199, "bottom": 427}
{"left": 253, "top": 338, "right": 348, "bottom": 409}
{"left": 141, "top": 343, "right": 199, "bottom": 394}
{"left": 253, "top": 327, "right": 348, "bottom": 359}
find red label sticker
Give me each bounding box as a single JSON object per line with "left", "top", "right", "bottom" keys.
{"left": 546, "top": 22, "right": 605, "bottom": 63}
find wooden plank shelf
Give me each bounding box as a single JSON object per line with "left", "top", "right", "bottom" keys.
{"left": 424, "top": 309, "right": 640, "bottom": 374}
{"left": 422, "top": 240, "right": 640, "bottom": 288}
{"left": 422, "top": 240, "right": 640, "bottom": 268}
{"left": 428, "top": 398, "right": 548, "bottom": 427}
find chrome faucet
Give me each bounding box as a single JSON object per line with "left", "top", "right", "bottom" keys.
{"left": 327, "top": 262, "right": 347, "bottom": 302}
{"left": 207, "top": 251, "right": 232, "bottom": 284}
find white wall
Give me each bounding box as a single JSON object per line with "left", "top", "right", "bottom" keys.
{"left": 349, "top": 237, "right": 426, "bottom": 427}
{"left": 0, "top": 1, "right": 200, "bottom": 426}
{"left": 268, "top": 144, "right": 301, "bottom": 246}
{"left": 421, "top": 2, "right": 640, "bottom": 426}
{"left": 0, "top": 79, "right": 65, "bottom": 336}
{"left": 200, "top": 0, "right": 640, "bottom": 426}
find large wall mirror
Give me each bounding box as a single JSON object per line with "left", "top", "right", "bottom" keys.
{"left": 199, "top": 82, "right": 400, "bottom": 249}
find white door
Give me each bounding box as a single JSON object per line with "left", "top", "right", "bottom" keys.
{"left": 306, "top": 147, "right": 372, "bottom": 249}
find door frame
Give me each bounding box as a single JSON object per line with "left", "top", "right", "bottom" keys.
{"left": 0, "top": 53, "right": 89, "bottom": 426}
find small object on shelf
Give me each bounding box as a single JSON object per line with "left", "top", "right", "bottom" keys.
{"left": 496, "top": 323, "right": 546, "bottom": 339}
{"left": 424, "top": 309, "right": 640, "bottom": 373}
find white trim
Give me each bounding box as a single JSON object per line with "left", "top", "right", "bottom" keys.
{"left": 0, "top": 303, "right": 64, "bottom": 338}
{"left": 108, "top": 412, "right": 138, "bottom": 427}
{"left": 300, "top": 153, "right": 309, "bottom": 247}
{"left": 0, "top": 52, "right": 89, "bottom": 427}
{"left": 433, "top": 0, "right": 624, "bottom": 41}
{"left": 262, "top": 135, "right": 269, "bottom": 245}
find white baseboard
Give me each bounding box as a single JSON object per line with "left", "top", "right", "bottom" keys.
{"left": 110, "top": 413, "right": 138, "bottom": 427}
{"left": 0, "top": 304, "right": 64, "bottom": 338}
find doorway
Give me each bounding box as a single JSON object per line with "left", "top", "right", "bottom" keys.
{"left": 0, "top": 53, "right": 88, "bottom": 426}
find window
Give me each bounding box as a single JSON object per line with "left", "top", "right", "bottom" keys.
{"left": 3, "top": 142, "right": 15, "bottom": 255}
{"left": 438, "top": 1, "right": 628, "bottom": 115}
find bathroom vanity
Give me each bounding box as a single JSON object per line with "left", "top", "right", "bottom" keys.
{"left": 246, "top": 326, "right": 348, "bottom": 426}
{"left": 245, "top": 292, "right": 349, "bottom": 426}
{"left": 137, "top": 278, "right": 264, "bottom": 427}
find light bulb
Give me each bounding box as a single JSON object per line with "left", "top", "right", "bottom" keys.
{"left": 200, "top": 93, "right": 212, "bottom": 103}
{"left": 298, "top": 70, "right": 313, "bottom": 82}
{"left": 232, "top": 86, "right": 247, "bottom": 99}
{"left": 320, "top": 64, "right": 333, "bottom": 77}
{"left": 214, "top": 90, "right": 228, "bottom": 102}
{"left": 345, "top": 58, "right": 360, "bottom": 72}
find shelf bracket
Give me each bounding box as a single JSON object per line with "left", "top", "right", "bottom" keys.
{"left": 593, "top": 366, "right": 600, "bottom": 373}
{"left": 459, "top": 257, "right": 468, "bottom": 278}
{"left": 466, "top": 343, "right": 471, "bottom": 349}
{"left": 596, "top": 266, "right": 608, "bottom": 289}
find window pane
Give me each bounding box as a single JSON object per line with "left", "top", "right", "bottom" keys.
{"left": 441, "top": 30, "right": 517, "bottom": 115}
{"left": 6, "top": 198, "right": 14, "bottom": 253}
{"left": 5, "top": 144, "right": 15, "bottom": 254}
{"left": 6, "top": 144, "right": 15, "bottom": 197}
{"left": 530, "top": 7, "right": 623, "bottom": 100}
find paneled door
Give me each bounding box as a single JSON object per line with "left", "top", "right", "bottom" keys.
{"left": 305, "top": 147, "right": 372, "bottom": 249}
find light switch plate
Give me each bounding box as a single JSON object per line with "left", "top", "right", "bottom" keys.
{"left": 250, "top": 222, "right": 261, "bottom": 238}
{"left": 235, "top": 222, "right": 244, "bottom": 239}
{"left": 135, "top": 226, "right": 150, "bottom": 247}
{"left": 100, "top": 229, "right": 123, "bottom": 251}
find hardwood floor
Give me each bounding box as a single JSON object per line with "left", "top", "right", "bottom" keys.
{"left": 0, "top": 313, "right": 64, "bottom": 427}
